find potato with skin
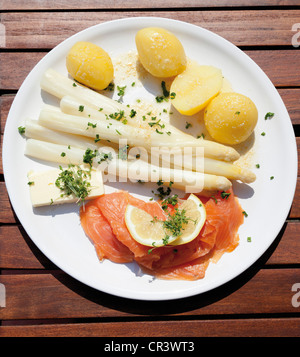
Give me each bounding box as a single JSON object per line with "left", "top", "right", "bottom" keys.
{"left": 170, "top": 61, "right": 223, "bottom": 116}
{"left": 135, "top": 27, "right": 187, "bottom": 78}
{"left": 204, "top": 92, "right": 258, "bottom": 145}
{"left": 66, "top": 41, "right": 114, "bottom": 91}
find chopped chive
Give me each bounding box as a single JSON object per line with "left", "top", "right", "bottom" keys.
{"left": 265, "top": 112, "right": 274, "bottom": 120}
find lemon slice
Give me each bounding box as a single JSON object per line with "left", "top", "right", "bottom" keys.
{"left": 125, "top": 205, "right": 179, "bottom": 247}
{"left": 169, "top": 194, "right": 206, "bottom": 246}
{"left": 124, "top": 194, "right": 206, "bottom": 247}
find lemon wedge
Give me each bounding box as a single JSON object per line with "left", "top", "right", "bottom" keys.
{"left": 124, "top": 194, "right": 206, "bottom": 247}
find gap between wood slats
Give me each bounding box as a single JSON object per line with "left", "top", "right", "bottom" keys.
{"left": 1, "top": 10, "right": 300, "bottom": 48}
{"left": 1, "top": 0, "right": 300, "bottom": 11}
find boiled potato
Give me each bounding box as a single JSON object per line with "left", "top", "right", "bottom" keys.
{"left": 170, "top": 61, "right": 223, "bottom": 116}
{"left": 204, "top": 92, "right": 258, "bottom": 145}
{"left": 135, "top": 27, "right": 186, "bottom": 77}
{"left": 66, "top": 41, "right": 114, "bottom": 91}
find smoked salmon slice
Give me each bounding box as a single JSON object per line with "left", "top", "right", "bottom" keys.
{"left": 80, "top": 200, "right": 134, "bottom": 263}
{"left": 79, "top": 188, "right": 244, "bottom": 281}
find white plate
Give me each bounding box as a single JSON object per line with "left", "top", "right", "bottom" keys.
{"left": 2, "top": 17, "right": 298, "bottom": 301}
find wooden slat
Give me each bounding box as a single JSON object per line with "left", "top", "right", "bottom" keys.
{"left": 0, "top": 52, "right": 46, "bottom": 90}
{"left": 1, "top": 0, "right": 300, "bottom": 11}
{"left": 0, "top": 182, "right": 16, "bottom": 224}
{"left": 0, "top": 221, "right": 299, "bottom": 269}
{"left": 0, "top": 269, "right": 299, "bottom": 320}
{"left": 0, "top": 225, "right": 55, "bottom": 269}
{"left": 1, "top": 50, "right": 300, "bottom": 91}
{"left": 278, "top": 88, "right": 300, "bottom": 125}
{"left": 290, "top": 178, "right": 300, "bottom": 218}
{"left": 1, "top": 318, "right": 300, "bottom": 337}
{"left": 1, "top": 10, "right": 299, "bottom": 49}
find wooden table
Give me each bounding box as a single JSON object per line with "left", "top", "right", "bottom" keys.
{"left": 0, "top": 1, "right": 300, "bottom": 339}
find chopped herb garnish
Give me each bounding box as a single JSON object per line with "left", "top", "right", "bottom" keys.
{"left": 72, "top": 82, "right": 77, "bottom": 87}
{"left": 78, "top": 105, "right": 84, "bottom": 112}
{"left": 55, "top": 164, "right": 91, "bottom": 205}
{"left": 108, "top": 110, "right": 125, "bottom": 121}
{"left": 247, "top": 237, "right": 252, "bottom": 242}
{"left": 18, "top": 126, "right": 25, "bottom": 134}
{"left": 163, "top": 208, "right": 196, "bottom": 238}
{"left": 261, "top": 132, "right": 266, "bottom": 136}
{"left": 116, "top": 129, "right": 122, "bottom": 135}
{"left": 221, "top": 191, "right": 231, "bottom": 199}
{"left": 256, "top": 164, "right": 260, "bottom": 168}
{"left": 265, "top": 112, "right": 274, "bottom": 120}
{"left": 211, "top": 195, "right": 218, "bottom": 204}
{"left": 161, "top": 81, "right": 169, "bottom": 98}
{"left": 242, "top": 211, "right": 248, "bottom": 217}
{"left": 61, "top": 152, "right": 66, "bottom": 157}
{"left": 155, "top": 81, "right": 175, "bottom": 102}
{"left": 161, "top": 194, "right": 179, "bottom": 210}
{"left": 94, "top": 134, "right": 101, "bottom": 143}
{"left": 87, "top": 122, "right": 97, "bottom": 129}
{"left": 185, "top": 122, "right": 192, "bottom": 129}
{"left": 97, "top": 152, "right": 113, "bottom": 164}
{"left": 27, "top": 181, "right": 34, "bottom": 186}
{"left": 83, "top": 148, "right": 97, "bottom": 167}
{"left": 129, "top": 109, "right": 137, "bottom": 118}
{"left": 117, "top": 85, "right": 126, "bottom": 97}
{"left": 155, "top": 95, "right": 164, "bottom": 103}
{"left": 235, "top": 111, "right": 240, "bottom": 115}
{"left": 270, "top": 176, "right": 274, "bottom": 180}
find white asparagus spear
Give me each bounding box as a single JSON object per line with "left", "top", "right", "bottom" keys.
{"left": 38, "top": 107, "right": 241, "bottom": 163}
{"left": 41, "top": 69, "right": 240, "bottom": 162}
{"left": 41, "top": 68, "right": 118, "bottom": 114}
{"left": 24, "top": 139, "right": 232, "bottom": 192}
{"left": 25, "top": 118, "right": 99, "bottom": 151}
{"left": 154, "top": 149, "right": 256, "bottom": 184}
{"left": 25, "top": 118, "right": 255, "bottom": 183}
{"left": 38, "top": 108, "right": 150, "bottom": 148}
